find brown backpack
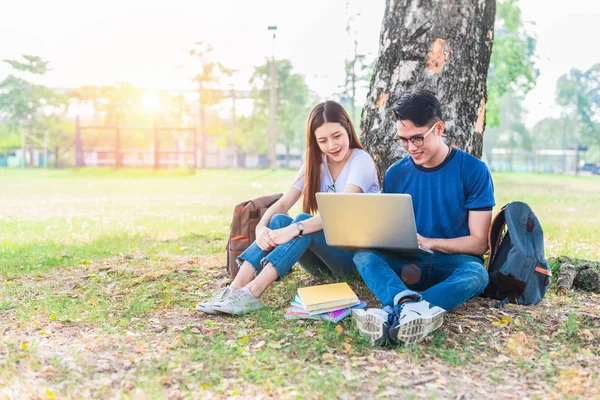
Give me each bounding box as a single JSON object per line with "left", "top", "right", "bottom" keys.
{"left": 225, "top": 193, "right": 283, "bottom": 280}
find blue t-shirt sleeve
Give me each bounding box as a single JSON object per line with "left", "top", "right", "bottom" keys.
{"left": 464, "top": 162, "right": 495, "bottom": 210}
{"left": 382, "top": 168, "right": 393, "bottom": 194}
{"left": 345, "top": 152, "right": 379, "bottom": 193}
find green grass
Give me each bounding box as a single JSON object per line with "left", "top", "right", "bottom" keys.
{"left": 0, "top": 168, "right": 599, "bottom": 398}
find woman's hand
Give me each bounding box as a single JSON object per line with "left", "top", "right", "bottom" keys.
{"left": 256, "top": 226, "right": 277, "bottom": 251}
{"left": 268, "top": 225, "right": 299, "bottom": 246}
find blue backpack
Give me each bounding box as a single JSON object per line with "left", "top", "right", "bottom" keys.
{"left": 483, "top": 201, "right": 552, "bottom": 305}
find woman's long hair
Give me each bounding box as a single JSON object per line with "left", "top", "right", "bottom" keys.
{"left": 302, "top": 101, "right": 365, "bottom": 215}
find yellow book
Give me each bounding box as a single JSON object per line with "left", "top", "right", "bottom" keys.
{"left": 297, "top": 282, "right": 358, "bottom": 312}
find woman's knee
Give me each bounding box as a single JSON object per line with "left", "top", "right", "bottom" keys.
{"left": 268, "top": 213, "right": 293, "bottom": 229}
{"left": 352, "top": 250, "right": 380, "bottom": 272}
{"left": 293, "top": 213, "right": 312, "bottom": 223}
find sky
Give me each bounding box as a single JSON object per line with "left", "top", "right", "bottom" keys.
{"left": 1, "top": 0, "right": 599, "bottom": 127}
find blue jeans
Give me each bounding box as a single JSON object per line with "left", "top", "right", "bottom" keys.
{"left": 238, "top": 213, "right": 358, "bottom": 280}
{"left": 352, "top": 250, "right": 489, "bottom": 311}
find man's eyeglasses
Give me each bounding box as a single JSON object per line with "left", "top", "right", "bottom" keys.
{"left": 393, "top": 122, "right": 438, "bottom": 148}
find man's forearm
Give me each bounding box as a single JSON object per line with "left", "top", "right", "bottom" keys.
{"left": 424, "top": 235, "right": 488, "bottom": 256}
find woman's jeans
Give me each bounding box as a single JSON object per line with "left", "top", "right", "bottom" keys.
{"left": 237, "top": 213, "right": 357, "bottom": 279}
{"left": 353, "top": 250, "right": 489, "bottom": 312}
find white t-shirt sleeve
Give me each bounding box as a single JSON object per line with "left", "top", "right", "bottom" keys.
{"left": 344, "top": 151, "right": 379, "bottom": 193}
{"left": 291, "top": 164, "right": 305, "bottom": 192}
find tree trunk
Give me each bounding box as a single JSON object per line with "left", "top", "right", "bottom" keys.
{"left": 361, "top": 0, "right": 496, "bottom": 174}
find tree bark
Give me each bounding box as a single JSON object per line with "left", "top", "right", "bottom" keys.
{"left": 361, "top": 0, "right": 496, "bottom": 174}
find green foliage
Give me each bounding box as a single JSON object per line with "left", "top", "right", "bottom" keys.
{"left": 0, "top": 55, "right": 67, "bottom": 132}
{"left": 241, "top": 59, "right": 312, "bottom": 154}
{"left": 236, "top": 112, "right": 269, "bottom": 154}
{"left": 2, "top": 55, "right": 50, "bottom": 74}
{"left": 0, "top": 124, "right": 20, "bottom": 148}
{"left": 531, "top": 117, "right": 569, "bottom": 150}
{"left": 189, "top": 42, "right": 234, "bottom": 102}
{"left": 339, "top": 1, "right": 375, "bottom": 128}
{"left": 483, "top": 94, "right": 532, "bottom": 165}
{"left": 486, "top": 0, "right": 538, "bottom": 128}
{"left": 555, "top": 64, "right": 600, "bottom": 148}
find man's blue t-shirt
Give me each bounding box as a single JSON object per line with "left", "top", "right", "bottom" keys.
{"left": 383, "top": 148, "right": 495, "bottom": 240}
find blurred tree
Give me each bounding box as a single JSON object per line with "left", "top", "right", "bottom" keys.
{"left": 339, "top": 0, "right": 375, "bottom": 129}
{"left": 69, "top": 83, "right": 151, "bottom": 154}
{"left": 556, "top": 63, "right": 600, "bottom": 147}
{"left": 486, "top": 0, "right": 538, "bottom": 128}
{"left": 532, "top": 116, "right": 570, "bottom": 150}
{"left": 483, "top": 94, "right": 531, "bottom": 170}
{"left": 69, "top": 82, "right": 145, "bottom": 125}
{"left": 243, "top": 59, "right": 313, "bottom": 167}
{"left": 188, "top": 42, "right": 233, "bottom": 167}
{"left": 0, "top": 55, "right": 68, "bottom": 166}
{"left": 0, "top": 124, "right": 20, "bottom": 147}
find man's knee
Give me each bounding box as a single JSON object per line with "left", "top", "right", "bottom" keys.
{"left": 268, "top": 214, "right": 293, "bottom": 229}
{"left": 468, "top": 262, "right": 489, "bottom": 293}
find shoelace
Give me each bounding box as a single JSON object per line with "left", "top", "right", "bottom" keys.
{"left": 224, "top": 289, "right": 248, "bottom": 305}
{"left": 212, "top": 286, "right": 229, "bottom": 302}
{"left": 387, "top": 304, "right": 403, "bottom": 326}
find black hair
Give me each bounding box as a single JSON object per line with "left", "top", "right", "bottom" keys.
{"left": 391, "top": 90, "right": 442, "bottom": 127}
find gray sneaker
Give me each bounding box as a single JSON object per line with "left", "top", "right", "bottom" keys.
{"left": 388, "top": 300, "right": 446, "bottom": 345}
{"left": 213, "top": 287, "right": 263, "bottom": 315}
{"left": 352, "top": 308, "right": 391, "bottom": 345}
{"left": 195, "top": 286, "right": 233, "bottom": 314}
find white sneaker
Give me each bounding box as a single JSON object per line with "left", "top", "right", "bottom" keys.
{"left": 352, "top": 308, "right": 391, "bottom": 345}
{"left": 213, "top": 287, "right": 264, "bottom": 315}
{"left": 388, "top": 300, "right": 446, "bottom": 345}
{"left": 195, "top": 286, "right": 233, "bottom": 314}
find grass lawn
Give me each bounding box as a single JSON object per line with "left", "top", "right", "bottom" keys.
{"left": 1, "top": 169, "right": 599, "bottom": 399}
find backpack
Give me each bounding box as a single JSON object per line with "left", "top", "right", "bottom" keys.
{"left": 483, "top": 201, "right": 552, "bottom": 305}
{"left": 225, "top": 193, "right": 283, "bottom": 280}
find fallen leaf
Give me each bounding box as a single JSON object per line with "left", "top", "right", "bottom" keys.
{"left": 506, "top": 332, "right": 532, "bottom": 358}
{"left": 342, "top": 343, "right": 352, "bottom": 353}
{"left": 335, "top": 325, "right": 344, "bottom": 335}
{"left": 322, "top": 353, "right": 334, "bottom": 361}
{"left": 556, "top": 368, "right": 589, "bottom": 396}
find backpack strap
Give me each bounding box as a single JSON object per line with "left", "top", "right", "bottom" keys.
{"left": 487, "top": 203, "right": 508, "bottom": 269}
{"left": 494, "top": 297, "right": 511, "bottom": 309}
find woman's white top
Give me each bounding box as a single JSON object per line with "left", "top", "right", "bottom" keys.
{"left": 292, "top": 148, "right": 380, "bottom": 194}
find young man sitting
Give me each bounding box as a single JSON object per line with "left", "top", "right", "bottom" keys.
{"left": 352, "top": 90, "right": 495, "bottom": 345}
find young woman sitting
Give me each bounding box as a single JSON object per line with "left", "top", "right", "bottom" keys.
{"left": 197, "top": 100, "right": 380, "bottom": 315}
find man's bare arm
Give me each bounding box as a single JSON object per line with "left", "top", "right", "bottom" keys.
{"left": 417, "top": 210, "right": 492, "bottom": 255}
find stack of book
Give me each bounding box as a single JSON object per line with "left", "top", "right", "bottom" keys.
{"left": 285, "top": 282, "right": 366, "bottom": 323}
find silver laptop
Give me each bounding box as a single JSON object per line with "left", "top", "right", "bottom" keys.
{"left": 316, "top": 193, "right": 433, "bottom": 254}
